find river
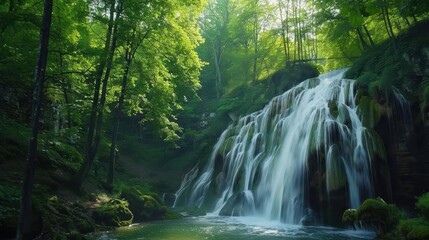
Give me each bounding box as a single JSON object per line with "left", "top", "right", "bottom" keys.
{"left": 90, "top": 215, "right": 375, "bottom": 240}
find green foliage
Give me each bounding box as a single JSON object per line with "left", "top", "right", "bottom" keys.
{"left": 346, "top": 20, "right": 429, "bottom": 114}
{"left": 93, "top": 199, "right": 133, "bottom": 227}
{"left": 416, "top": 192, "right": 429, "bottom": 220}
{"left": 356, "top": 72, "right": 379, "bottom": 88}
{"left": 400, "top": 218, "right": 429, "bottom": 240}
{"left": 388, "top": 192, "right": 429, "bottom": 240}
{"left": 0, "top": 117, "right": 30, "bottom": 163}
{"left": 37, "top": 131, "right": 83, "bottom": 174}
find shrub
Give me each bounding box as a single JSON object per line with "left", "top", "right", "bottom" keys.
{"left": 416, "top": 192, "right": 429, "bottom": 220}
{"left": 400, "top": 218, "right": 429, "bottom": 240}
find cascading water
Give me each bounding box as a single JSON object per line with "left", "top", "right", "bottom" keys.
{"left": 174, "top": 69, "right": 396, "bottom": 224}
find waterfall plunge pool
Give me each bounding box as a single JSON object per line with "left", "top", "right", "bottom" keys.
{"left": 90, "top": 215, "right": 375, "bottom": 240}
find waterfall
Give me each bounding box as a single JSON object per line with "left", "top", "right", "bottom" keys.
{"left": 175, "top": 69, "right": 394, "bottom": 224}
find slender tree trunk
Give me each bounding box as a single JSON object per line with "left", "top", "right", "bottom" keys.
{"left": 210, "top": 38, "right": 221, "bottom": 98}
{"left": 63, "top": 88, "right": 72, "bottom": 128}
{"left": 297, "top": 0, "right": 302, "bottom": 63}
{"left": 107, "top": 28, "right": 148, "bottom": 188}
{"left": 403, "top": 17, "right": 411, "bottom": 27}
{"left": 356, "top": 27, "right": 369, "bottom": 50}
{"left": 252, "top": 6, "right": 258, "bottom": 82}
{"left": 363, "top": 24, "right": 374, "bottom": 47}
{"left": 381, "top": 1, "right": 396, "bottom": 50}
{"left": 107, "top": 49, "right": 130, "bottom": 187}
{"left": 16, "top": 0, "right": 53, "bottom": 239}
{"left": 293, "top": 2, "right": 299, "bottom": 62}
{"left": 91, "top": 2, "right": 122, "bottom": 165}
{"left": 77, "top": 0, "right": 116, "bottom": 187}
{"left": 278, "top": 0, "right": 288, "bottom": 67}
{"left": 285, "top": 0, "right": 290, "bottom": 63}
{"left": 385, "top": 5, "right": 396, "bottom": 42}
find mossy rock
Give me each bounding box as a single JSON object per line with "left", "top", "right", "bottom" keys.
{"left": 355, "top": 198, "right": 403, "bottom": 235}
{"left": 164, "top": 210, "right": 183, "bottom": 220}
{"left": 342, "top": 209, "right": 357, "bottom": 225}
{"left": 93, "top": 199, "right": 133, "bottom": 227}
{"left": 400, "top": 218, "right": 429, "bottom": 240}
{"left": 120, "top": 186, "right": 167, "bottom": 221}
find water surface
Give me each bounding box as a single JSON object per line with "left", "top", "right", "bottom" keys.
{"left": 91, "top": 216, "right": 375, "bottom": 240}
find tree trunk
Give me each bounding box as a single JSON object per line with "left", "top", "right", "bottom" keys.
{"left": 91, "top": 2, "right": 122, "bottom": 165}
{"left": 77, "top": 0, "right": 116, "bottom": 187}
{"left": 293, "top": 2, "right": 299, "bottom": 62}
{"left": 107, "top": 49, "right": 130, "bottom": 187}
{"left": 63, "top": 88, "right": 72, "bottom": 128}
{"left": 363, "top": 24, "right": 374, "bottom": 47}
{"left": 252, "top": 6, "right": 258, "bottom": 83}
{"left": 384, "top": 4, "right": 396, "bottom": 48}
{"left": 106, "top": 27, "right": 148, "bottom": 188}
{"left": 356, "top": 27, "right": 369, "bottom": 50}
{"left": 285, "top": 0, "right": 290, "bottom": 63}
{"left": 16, "top": 0, "right": 53, "bottom": 239}
{"left": 278, "top": 0, "right": 288, "bottom": 67}
{"left": 381, "top": 1, "right": 396, "bottom": 50}
{"left": 210, "top": 38, "right": 222, "bottom": 98}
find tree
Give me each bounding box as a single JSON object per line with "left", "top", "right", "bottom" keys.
{"left": 277, "top": 0, "right": 291, "bottom": 67}
{"left": 77, "top": 0, "right": 118, "bottom": 187}
{"left": 200, "top": 0, "right": 235, "bottom": 97}
{"left": 105, "top": 0, "right": 205, "bottom": 186}
{"left": 16, "top": 0, "right": 53, "bottom": 239}
{"left": 107, "top": 24, "right": 149, "bottom": 188}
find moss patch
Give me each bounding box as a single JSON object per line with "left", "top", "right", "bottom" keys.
{"left": 93, "top": 199, "right": 133, "bottom": 227}
{"left": 120, "top": 186, "right": 167, "bottom": 221}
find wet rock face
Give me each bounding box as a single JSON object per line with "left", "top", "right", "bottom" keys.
{"left": 381, "top": 47, "right": 429, "bottom": 206}
{"left": 389, "top": 124, "right": 429, "bottom": 207}
{"left": 219, "top": 191, "right": 255, "bottom": 217}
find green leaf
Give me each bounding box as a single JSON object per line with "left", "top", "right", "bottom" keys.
{"left": 349, "top": 12, "right": 364, "bottom": 28}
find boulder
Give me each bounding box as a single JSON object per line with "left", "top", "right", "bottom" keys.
{"left": 93, "top": 199, "right": 133, "bottom": 227}
{"left": 120, "top": 186, "right": 167, "bottom": 221}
